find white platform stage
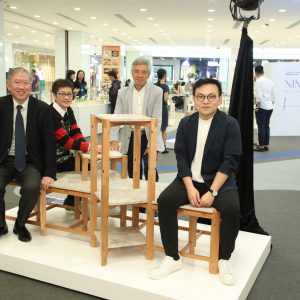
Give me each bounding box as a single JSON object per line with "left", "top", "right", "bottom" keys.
{"left": 1, "top": 207, "right": 271, "bottom": 300}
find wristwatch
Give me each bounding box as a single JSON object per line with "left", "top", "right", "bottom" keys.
{"left": 209, "top": 188, "right": 218, "bottom": 197}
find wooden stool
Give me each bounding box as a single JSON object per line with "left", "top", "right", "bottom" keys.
{"left": 151, "top": 203, "right": 221, "bottom": 274}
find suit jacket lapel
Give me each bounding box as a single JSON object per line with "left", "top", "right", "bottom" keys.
{"left": 203, "top": 110, "right": 222, "bottom": 157}
{"left": 26, "top": 97, "right": 36, "bottom": 147}
{"left": 189, "top": 113, "right": 199, "bottom": 161}
{"left": 142, "top": 82, "right": 150, "bottom": 115}
{"left": 127, "top": 85, "right": 134, "bottom": 113}
{"left": 6, "top": 96, "right": 14, "bottom": 144}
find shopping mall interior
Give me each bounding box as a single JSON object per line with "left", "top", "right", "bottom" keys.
{"left": 0, "top": 1, "right": 300, "bottom": 299}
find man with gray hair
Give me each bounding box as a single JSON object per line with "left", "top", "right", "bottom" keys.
{"left": 0, "top": 67, "right": 56, "bottom": 242}
{"left": 110, "top": 56, "right": 164, "bottom": 180}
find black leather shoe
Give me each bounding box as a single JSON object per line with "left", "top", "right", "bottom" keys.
{"left": 13, "top": 224, "right": 32, "bottom": 242}
{"left": 253, "top": 146, "right": 265, "bottom": 152}
{"left": 0, "top": 223, "right": 8, "bottom": 236}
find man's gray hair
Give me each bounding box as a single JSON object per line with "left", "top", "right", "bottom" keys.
{"left": 7, "top": 67, "right": 32, "bottom": 82}
{"left": 131, "top": 56, "right": 152, "bottom": 74}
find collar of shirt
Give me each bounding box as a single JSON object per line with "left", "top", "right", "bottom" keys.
{"left": 53, "top": 102, "right": 67, "bottom": 118}
{"left": 13, "top": 97, "right": 29, "bottom": 109}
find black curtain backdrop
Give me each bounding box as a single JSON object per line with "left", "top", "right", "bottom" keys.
{"left": 228, "top": 27, "right": 268, "bottom": 235}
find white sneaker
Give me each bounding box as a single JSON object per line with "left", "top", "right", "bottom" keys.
{"left": 218, "top": 259, "right": 236, "bottom": 285}
{"left": 149, "top": 256, "right": 183, "bottom": 280}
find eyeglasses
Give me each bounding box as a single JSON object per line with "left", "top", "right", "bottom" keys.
{"left": 195, "top": 94, "right": 218, "bottom": 102}
{"left": 57, "top": 92, "right": 73, "bottom": 98}
{"left": 12, "top": 80, "right": 31, "bottom": 87}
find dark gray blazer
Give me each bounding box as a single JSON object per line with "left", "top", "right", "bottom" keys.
{"left": 175, "top": 109, "right": 242, "bottom": 192}
{"left": 0, "top": 95, "right": 57, "bottom": 179}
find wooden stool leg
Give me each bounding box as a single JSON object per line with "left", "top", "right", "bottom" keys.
{"left": 120, "top": 205, "right": 127, "bottom": 228}
{"left": 209, "top": 212, "right": 220, "bottom": 274}
{"left": 89, "top": 198, "right": 97, "bottom": 247}
{"left": 81, "top": 198, "right": 88, "bottom": 231}
{"left": 111, "top": 160, "right": 117, "bottom": 171}
{"left": 39, "top": 190, "right": 47, "bottom": 236}
{"left": 132, "top": 206, "right": 139, "bottom": 228}
{"left": 146, "top": 204, "right": 155, "bottom": 260}
{"left": 74, "top": 196, "right": 81, "bottom": 219}
{"left": 82, "top": 157, "right": 88, "bottom": 181}
{"left": 121, "top": 155, "right": 128, "bottom": 179}
{"left": 188, "top": 216, "right": 197, "bottom": 254}
{"left": 100, "top": 202, "right": 109, "bottom": 266}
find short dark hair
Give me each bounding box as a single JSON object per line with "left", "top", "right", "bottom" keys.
{"left": 52, "top": 79, "right": 74, "bottom": 94}
{"left": 66, "top": 70, "right": 76, "bottom": 81}
{"left": 193, "top": 78, "right": 222, "bottom": 96}
{"left": 107, "top": 70, "right": 118, "bottom": 79}
{"left": 255, "top": 65, "right": 264, "bottom": 74}
{"left": 157, "top": 68, "right": 166, "bottom": 80}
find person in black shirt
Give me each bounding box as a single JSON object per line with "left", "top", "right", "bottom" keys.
{"left": 155, "top": 69, "right": 170, "bottom": 154}
{"left": 107, "top": 70, "right": 121, "bottom": 114}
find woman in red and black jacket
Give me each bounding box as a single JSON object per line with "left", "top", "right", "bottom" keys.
{"left": 50, "top": 79, "right": 102, "bottom": 206}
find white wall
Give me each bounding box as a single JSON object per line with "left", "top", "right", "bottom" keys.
{"left": 264, "top": 62, "right": 300, "bottom": 136}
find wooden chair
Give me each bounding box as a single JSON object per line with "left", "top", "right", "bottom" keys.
{"left": 90, "top": 113, "right": 159, "bottom": 266}
{"left": 150, "top": 203, "right": 221, "bottom": 274}
{"left": 39, "top": 151, "right": 98, "bottom": 245}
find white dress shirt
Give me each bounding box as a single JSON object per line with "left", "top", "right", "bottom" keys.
{"left": 53, "top": 102, "right": 67, "bottom": 117}
{"left": 255, "top": 76, "right": 276, "bottom": 110}
{"left": 8, "top": 98, "right": 29, "bottom": 156}
{"left": 191, "top": 116, "right": 213, "bottom": 183}
{"left": 132, "top": 85, "right": 146, "bottom": 115}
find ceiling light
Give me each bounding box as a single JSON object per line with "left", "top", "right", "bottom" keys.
{"left": 207, "top": 18, "right": 214, "bottom": 21}
{"left": 296, "top": 35, "right": 300, "bottom": 38}
{"left": 14, "top": 25, "right": 19, "bottom": 29}
{"left": 102, "top": 23, "right": 108, "bottom": 26}
{"left": 208, "top": 9, "right": 215, "bottom": 13}
{"left": 121, "top": 32, "right": 126, "bottom": 36}
{"left": 133, "top": 39, "right": 138, "bottom": 42}
{"left": 148, "top": 17, "right": 154, "bottom": 21}
{"left": 90, "top": 16, "right": 96, "bottom": 20}
{"left": 279, "top": 9, "right": 287, "bottom": 13}
{"left": 53, "top": 21, "right": 59, "bottom": 25}
{"left": 34, "top": 15, "right": 40, "bottom": 18}
{"left": 269, "top": 18, "right": 275, "bottom": 22}
{"left": 74, "top": 7, "right": 81, "bottom": 11}
{"left": 68, "top": 27, "right": 73, "bottom": 30}
{"left": 46, "top": 34, "right": 50, "bottom": 37}
{"left": 31, "top": 30, "right": 36, "bottom": 33}
{"left": 154, "top": 24, "right": 159, "bottom": 27}
{"left": 159, "top": 29, "right": 164, "bottom": 32}
{"left": 10, "top": 6, "right": 17, "bottom": 9}
{"left": 140, "top": 8, "right": 147, "bottom": 12}
{"left": 21, "top": 36, "right": 26, "bottom": 39}
{"left": 7, "top": 33, "right": 12, "bottom": 36}
{"left": 128, "top": 36, "right": 132, "bottom": 39}
{"left": 113, "top": 28, "right": 118, "bottom": 31}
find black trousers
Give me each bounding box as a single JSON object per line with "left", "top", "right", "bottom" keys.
{"left": 0, "top": 157, "right": 41, "bottom": 226}
{"left": 127, "top": 132, "right": 159, "bottom": 182}
{"left": 255, "top": 108, "right": 273, "bottom": 146}
{"left": 157, "top": 178, "right": 240, "bottom": 260}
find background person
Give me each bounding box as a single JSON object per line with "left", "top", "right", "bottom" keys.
{"left": 50, "top": 79, "right": 102, "bottom": 206}
{"left": 150, "top": 78, "right": 242, "bottom": 285}
{"left": 0, "top": 67, "right": 56, "bottom": 242}
{"left": 65, "top": 70, "right": 79, "bottom": 96}
{"left": 110, "top": 56, "right": 164, "bottom": 180}
{"left": 31, "top": 69, "right": 40, "bottom": 98}
{"left": 155, "top": 68, "right": 170, "bottom": 154}
{"left": 74, "top": 70, "right": 88, "bottom": 98}
{"left": 107, "top": 70, "right": 122, "bottom": 114}
{"left": 254, "top": 65, "right": 275, "bottom": 152}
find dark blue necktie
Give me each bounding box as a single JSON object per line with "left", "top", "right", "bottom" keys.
{"left": 15, "top": 105, "right": 26, "bottom": 172}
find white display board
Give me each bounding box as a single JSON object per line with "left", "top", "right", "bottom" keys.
{"left": 264, "top": 62, "right": 300, "bottom": 136}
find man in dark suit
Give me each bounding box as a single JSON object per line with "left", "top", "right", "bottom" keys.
{"left": 0, "top": 67, "right": 56, "bottom": 242}
{"left": 150, "top": 78, "right": 242, "bottom": 285}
